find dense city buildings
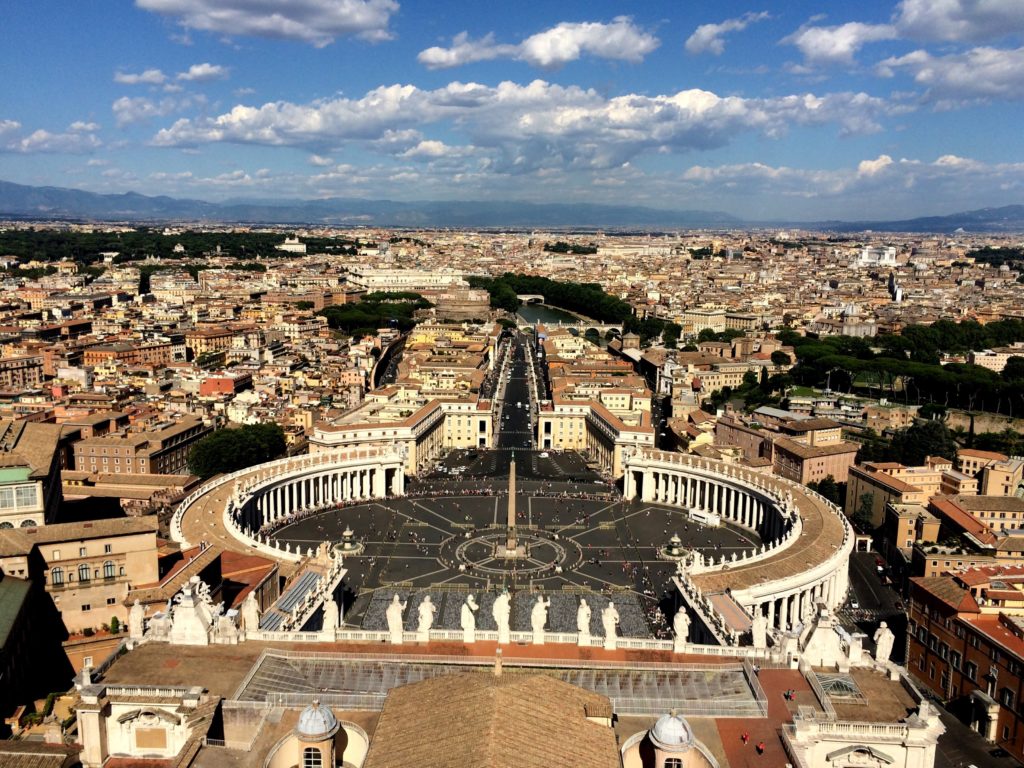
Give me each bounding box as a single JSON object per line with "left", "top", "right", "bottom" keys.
{"left": 3, "top": 224, "right": 1024, "bottom": 768}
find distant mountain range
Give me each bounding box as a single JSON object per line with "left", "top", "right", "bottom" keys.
{"left": 0, "top": 180, "right": 737, "bottom": 229}
{"left": 1, "top": 178, "right": 1023, "bottom": 232}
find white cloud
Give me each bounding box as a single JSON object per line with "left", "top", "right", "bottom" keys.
{"left": 113, "top": 95, "right": 203, "bottom": 127}
{"left": 894, "top": 0, "right": 1024, "bottom": 42}
{"left": 1, "top": 127, "right": 102, "bottom": 154}
{"left": 685, "top": 11, "right": 770, "bottom": 56}
{"left": 418, "top": 16, "right": 659, "bottom": 69}
{"left": 69, "top": 121, "right": 101, "bottom": 132}
{"left": 135, "top": 0, "right": 399, "bottom": 46}
{"left": 177, "top": 62, "right": 228, "bottom": 81}
{"left": 114, "top": 68, "right": 168, "bottom": 85}
{"left": 674, "top": 153, "right": 1024, "bottom": 218}
{"left": 783, "top": 21, "right": 897, "bottom": 65}
{"left": 878, "top": 45, "right": 1024, "bottom": 103}
{"left": 857, "top": 154, "right": 894, "bottom": 176}
{"left": 150, "top": 79, "right": 898, "bottom": 170}
{"left": 308, "top": 154, "right": 334, "bottom": 166}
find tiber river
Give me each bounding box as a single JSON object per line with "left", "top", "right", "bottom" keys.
{"left": 516, "top": 303, "right": 609, "bottom": 347}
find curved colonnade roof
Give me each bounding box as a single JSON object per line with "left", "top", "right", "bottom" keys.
{"left": 653, "top": 458, "right": 848, "bottom": 594}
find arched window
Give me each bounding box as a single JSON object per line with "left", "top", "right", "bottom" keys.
{"left": 302, "top": 747, "right": 322, "bottom": 768}
{"left": 78, "top": 564, "right": 91, "bottom": 582}
{"left": 665, "top": 760, "right": 683, "bottom": 768}
{"left": 0, "top": 522, "right": 12, "bottom": 529}
{"left": 103, "top": 561, "right": 115, "bottom": 579}
{"left": 51, "top": 567, "right": 64, "bottom": 586}
{"left": 19, "top": 519, "right": 36, "bottom": 527}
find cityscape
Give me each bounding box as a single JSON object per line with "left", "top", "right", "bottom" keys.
{"left": 3, "top": 3, "right": 1024, "bottom": 768}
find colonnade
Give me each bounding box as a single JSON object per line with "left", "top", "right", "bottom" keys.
{"left": 624, "top": 450, "right": 853, "bottom": 637}
{"left": 235, "top": 460, "right": 403, "bottom": 535}
{"left": 627, "top": 465, "right": 791, "bottom": 543}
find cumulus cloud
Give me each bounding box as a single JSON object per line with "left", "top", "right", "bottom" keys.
{"left": 308, "top": 153, "right": 334, "bottom": 166}
{"left": 114, "top": 68, "right": 168, "bottom": 85}
{"left": 148, "top": 80, "right": 898, "bottom": 174}
{"left": 135, "top": 0, "right": 399, "bottom": 46}
{"left": 878, "top": 45, "right": 1024, "bottom": 103}
{"left": 69, "top": 121, "right": 101, "bottom": 132}
{"left": 857, "top": 154, "right": 894, "bottom": 176}
{"left": 113, "top": 95, "right": 203, "bottom": 127}
{"left": 894, "top": 0, "right": 1024, "bottom": 42}
{"left": 685, "top": 11, "right": 769, "bottom": 56}
{"left": 676, "top": 153, "right": 1024, "bottom": 217}
{"left": 418, "top": 17, "right": 659, "bottom": 69}
{"left": 783, "top": 21, "right": 897, "bottom": 65}
{"left": 177, "top": 62, "right": 228, "bottom": 81}
{"left": 1, "top": 126, "right": 102, "bottom": 154}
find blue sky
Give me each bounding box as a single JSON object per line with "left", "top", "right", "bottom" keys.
{"left": 2, "top": 0, "right": 1024, "bottom": 220}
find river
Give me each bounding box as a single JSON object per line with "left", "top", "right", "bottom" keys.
{"left": 516, "top": 303, "right": 582, "bottom": 326}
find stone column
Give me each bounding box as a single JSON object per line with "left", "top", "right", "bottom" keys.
{"left": 767, "top": 599, "right": 776, "bottom": 630}
{"left": 779, "top": 593, "right": 789, "bottom": 630}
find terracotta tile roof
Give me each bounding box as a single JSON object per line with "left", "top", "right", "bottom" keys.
{"left": 363, "top": 671, "right": 620, "bottom": 768}
{"left": 910, "top": 576, "right": 980, "bottom": 613}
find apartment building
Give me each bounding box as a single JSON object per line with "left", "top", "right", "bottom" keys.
{"left": 0, "top": 517, "right": 159, "bottom": 634}
{"left": 0, "top": 354, "right": 44, "bottom": 390}
{"left": 73, "top": 416, "right": 212, "bottom": 476}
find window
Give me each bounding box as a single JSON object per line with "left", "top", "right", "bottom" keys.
{"left": 965, "top": 661, "right": 978, "bottom": 681}
{"left": 104, "top": 544, "right": 112, "bottom": 554}
{"left": 106, "top": 597, "right": 116, "bottom": 605}
{"left": 665, "top": 760, "right": 683, "bottom": 768}
{"left": 119, "top": 566, "right": 125, "bottom": 576}
{"left": 1001, "top": 688, "right": 1015, "bottom": 709}
{"left": 78, "top": 564, "right": 90, "bottom": 582}
{"left": 81, "top": 604, "right": 91, "bottom": 612}
{"left": 302, "top": 748, "right": 322, "bottom": 768}
{"left": 103, "top": 561, "right": 115, "bottom": 579}
{"left": 15, "top": 486, "right": 35, "bottom": 507}
{"left": 79, "top": 547, "right": 87, "bottom": 557}
{"left": 51, "top": 567, "right": 63, "bottom": 586}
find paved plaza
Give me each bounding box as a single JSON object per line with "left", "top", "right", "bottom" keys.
{"left": 271, "top": 471, "right": 762, "bottom": 637}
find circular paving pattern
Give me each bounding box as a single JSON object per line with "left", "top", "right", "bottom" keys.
{"left": 446, "top": 529, "right": 583, "bottom": 575}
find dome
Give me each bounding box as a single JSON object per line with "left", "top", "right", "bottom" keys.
{"left": 296, "top": 700, "right": 339, "bottom": 741}
{"left": 650, "top": 711, "right": 693, "bottom": 752}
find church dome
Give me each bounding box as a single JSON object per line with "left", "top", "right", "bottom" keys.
{"left": 650, "top": 711, "right": 693, "bottom": 752}
{"left": 296, "top": 700, "right": 339, "bottom": 741}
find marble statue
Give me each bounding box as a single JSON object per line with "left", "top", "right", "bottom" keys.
{"left": 323, "top": 597, "right": 340, "bottom": 631}
{"left": 417, "top": 595, "right": 436, "bottom": 635}
{"left": 751, "top": 610, "right": 768, "bottom": 650}
{"left": 386, "top": 595, "right": 407, "bottom": 644}
{"left": 602, "top": 601, "right": 620, "bottom": 651}
{"left": 461, "top": 595, "right": 479, "bottom": 644}
{"left": 531, "top": 595, "right": 550, "bottom": 644}
{"left": 873, "top": 621, "right": 895, "bottom": 665}
{"left": 493, "top": 591, "right": 511, "bottom": 644}
{"left": 576, "top": 598, "right": 592, "bottom": 635}
{"left": 129, "top": 599, "right": 146, "bottom": 641}
{"left": 673, "top": 607, "right": 690, "bottom": 654}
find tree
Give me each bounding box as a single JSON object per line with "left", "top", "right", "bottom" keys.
{"left": 109, "top": 616, "right": 120, "bottom": 634}
{"left": 1004, "top": 356, "right": 1024, "bottom": 381}
{"left": 187, "top": 424, "right": 286, "bottom": 479}
{"left": 853, "top": 493, "right": 874, "bottom": 531}
{"left": 808, "top": 475, "right": 841, "bottom": 506}
{"left": 892, "top": 420, "right": 958, "bottom": 465}
{"left": 770, "top": 351, "right": 791, "bottom": 366}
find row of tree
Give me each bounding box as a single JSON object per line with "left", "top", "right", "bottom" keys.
{"left": 187, "top": 423, "right": 286, "bottom": 479}
{"left": 317, "top": 294, "right": 431, "bottom": 338}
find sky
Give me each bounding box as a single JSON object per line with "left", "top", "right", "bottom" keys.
{"left": 2, "top": 0, "right": 1024, "bottom": 221}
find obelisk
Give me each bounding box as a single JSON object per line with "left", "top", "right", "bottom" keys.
{"left": 506, "top": 451, "right": 517, "bottom": 554}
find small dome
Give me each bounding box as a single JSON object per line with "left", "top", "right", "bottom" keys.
{"left": 296, "top": 700, "right": 339, "bottom": 741}
{"left": 650, "top": 711, "right": 693, "bottom": 752}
